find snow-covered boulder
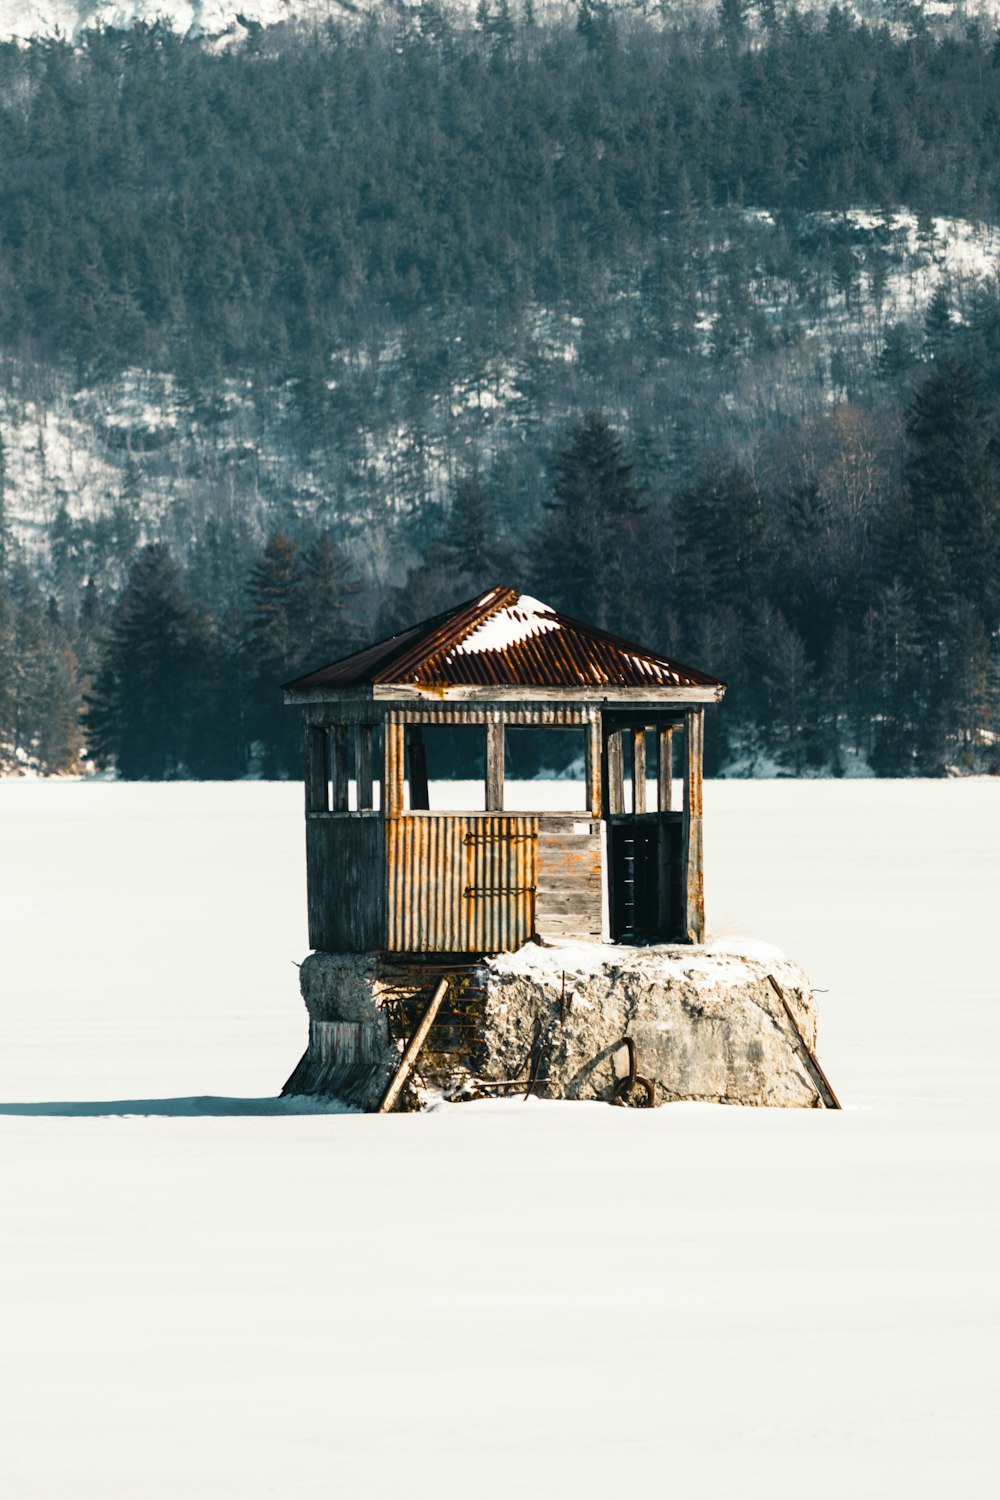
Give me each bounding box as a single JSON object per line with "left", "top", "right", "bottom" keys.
{"left": 284, "top": 939, "right": 828, "bottom": 1110}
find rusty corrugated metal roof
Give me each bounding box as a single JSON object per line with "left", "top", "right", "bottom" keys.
{"left": 284, "top": 587, "right": 725, "bottom": 694}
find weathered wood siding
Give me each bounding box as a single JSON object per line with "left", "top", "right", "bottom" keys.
{"left": 307, "top": 814, "right": 386, "bottom": 952}
{"left": 535, "top": 820, "right": 602, "bottom": 942}
{"left": 387, "top": 815, "right": 537, "bottom": 952}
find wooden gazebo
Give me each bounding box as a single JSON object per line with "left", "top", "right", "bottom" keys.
{"left": 284, "top": 587, "right": 725, "bottom": 954}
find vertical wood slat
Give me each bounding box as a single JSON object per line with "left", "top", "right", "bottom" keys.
{"left": 485, "top": 717, "right": 504, "bottom": 811}
{"left": 331, "top": 726, "right": 350, "bottom": 812}
{"left": 304, "top": 726, "right": 328, "bottom": 813}
{"left": 385, "top": 721, "right": 405, "bottom": 818}
{"left": 356, "top": 725, "right": 374, "bottom": 811}
{"left": 658, "top": 726, "right": 674, "bottom": 813}
{"left": 632, "top": 730, "right": 647, "bottom": 815}
{"left": 681, "top": 709, "right": 705, "bottom": 944}
{"left": 606, "top": 730, "right": 624, "bottom": 816}
{"left": 586, "top": 712, "right": 602, "bottom": 816}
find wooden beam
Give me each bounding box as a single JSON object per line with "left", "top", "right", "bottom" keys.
{"left": 585, "top": 712, "right": 602, "bottom": 817}
{"left": 385, "top": 721, "right": 405, "bottom": 819}
{"left": 605, "top": 729, "right": 624, "bottom": 817}
{"left": 378, "top": 979, "right": 449, "bottom": 1114}
{"left": 407, "top": 726, "right": 429, "bottom": 810}
{"left": 304, "top": 725, "right": 328, "bottom": 813}
{"left": 370, "top": 684, "right": 725, "bottom": 704}
{"left": 657, "top": 726, "right": 674, "bottom": 813}
{"left": 486, "top": 716, "right": 504, "bottom": 811}
{"left": 355, "top": 724, "right": 375, "bottom": 811}
{"left": 632, "top": 729, "right": 647, "bottom": 814}
{"left": 767, "top": 976, "right": 842, "bottom": 1109}
{"left": 330, "top": 725, "right": 350, "bottom": 812}
{"left": 681, "top": 709, "right": 704, "bottom": 943}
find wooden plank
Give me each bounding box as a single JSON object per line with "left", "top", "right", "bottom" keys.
{"left": 606, "top": 729, "right": 624, "bottom": 817}
{"left": 304, "top": 725, "right": 328, "bottom": 813}
{"left": 385, "top": 721, "right": 405, "bottom": 818}
{"left": 371, "top": 684, "right": 725, "bottom": 704}
{"left": 300, "top": 695, "right": 375, "bottom": 724}
{"left": 378, "top": 979, "right": 449, "bottom": 1114}
{"left": 585, "top": 713, "right": 602, "bottom": 817}
{"left": 356, "top": 724, "right": 375, "bottom": 811}
{"left": 658, "top": 726, "right": 674, "bottom": 813}
{"left": 306, "top": 815, "right": 386, "bottom": 951}
{"left": 768, "top": 975, "right": 842, "bottom": 1109}
{"left": 681, "top": 709, "right": 705, "bottom": 943}
{"left": 330, "top": 725, "right": 350, "bottom": 812}
{"left": 632, "top": 730, "right": 647, "bottom": 815}
{"left": 486, "top": 717, "right": 504, "bottom": 811}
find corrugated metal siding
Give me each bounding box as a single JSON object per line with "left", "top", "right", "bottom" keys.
{"left": 384, "top": 704, "right": 591, "bottom": 726}
{"left": 387, "top": 815, "right": 537, "bottom": 952}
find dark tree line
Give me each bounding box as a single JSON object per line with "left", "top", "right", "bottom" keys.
{"left": 3, "top": 368, "right": 988, "bottom": 781}
{"left": 0, "top": 14, "right": 999, "bottom": 398}
{"left": 3, "top": 12, "right": 1000, "bottom": 777}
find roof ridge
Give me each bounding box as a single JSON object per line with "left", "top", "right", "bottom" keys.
{"left": 373, "top": 585, "right": 517, "bottom": 684}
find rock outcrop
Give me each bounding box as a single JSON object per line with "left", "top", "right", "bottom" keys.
{"left": 283, "top": 939, "right": 827, "bottom": 1110}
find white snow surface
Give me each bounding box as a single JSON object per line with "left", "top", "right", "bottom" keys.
{"left": 0, "top": 778, "right": 998, "bottom": 1498}
{"left": 452, "top": 591, "right": 560, "bottom": 655}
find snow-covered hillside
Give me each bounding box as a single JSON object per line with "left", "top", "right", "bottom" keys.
{"left": 0, "top": 779, "right": 997, "bottom": 1497}
{"left": 5, "top": 209, "right": 998, "bottom": 577}
{"left": 2, "top": 0, "right": 1000, "bottom": 44}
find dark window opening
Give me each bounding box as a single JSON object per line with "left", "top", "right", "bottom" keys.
{"left": 404, "top": 725, "right": 486, "bottom": 811}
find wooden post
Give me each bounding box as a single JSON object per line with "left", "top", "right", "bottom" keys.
{"left": 356, "top": 724, "right": 374, "bottom": 811}
{"left": 585, "top": 712, "right": 602, "bottom": 817}
{"left": 680, "top": 709, "right": 704, "bottom": 943}
{"left": 606, "top": 729, "right": 624, "bottom": 816}
{"left": 408, "top": 726, "right": 429, "bottom": 810}
{"left": 331, "top": 725, "right": 350, "bottom": 812}
{"left": 378, "top": 979, "right": 449, "bottom": 1114}
{"left": 486, "top": 715, "right": 504, "bottom": 811}
{"left": 304, "top": 725, "right": 328, "bottom": 813}
{"left": 632, "top": 730, "right": 647, "bottom": 814}
{"left": 385, "top": 720, "right": 405, "bottom": 818}
{"left": 657, "top": 726, "right": 674, "bottom": 813}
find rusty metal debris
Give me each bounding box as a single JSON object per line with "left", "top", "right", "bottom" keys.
{"left": 377, "top": 977, "right": 450, "bottom": 1113}
{"left": 612, "top": 1036, "right": 656, "bottom": 1108}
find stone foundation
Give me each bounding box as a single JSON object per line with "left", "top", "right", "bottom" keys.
{"left": 282, "top": 941, "right": 827, "bottom": 1110}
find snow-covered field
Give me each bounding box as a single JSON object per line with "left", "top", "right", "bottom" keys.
{"left": 1, "top": 779, "right": 997, "bottom": 1498}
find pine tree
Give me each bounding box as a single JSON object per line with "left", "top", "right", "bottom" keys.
{"left": 243, "top": 533, "right": 304, "bottom": 777}
{"left": 88, "top": 544, "right": 220, "bottom": 778}
{"left": 535, "top": 413, "right": 645, "bottom": 629}
{"left": 294, "top": 533, "right": 359, "bottom": 668}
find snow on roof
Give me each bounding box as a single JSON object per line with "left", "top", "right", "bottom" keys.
{"left": 453, "top": 593, "right": 560, "bottom": 655}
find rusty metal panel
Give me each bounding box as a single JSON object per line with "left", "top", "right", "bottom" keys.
{"left": 383, "top": 703, "right": 590, "bottom": 726}
{"left": 286, "top": 588, "right": 725, "bottom": 695}
{"left": 387, "top": 814, "right": 538, "bottom": 953}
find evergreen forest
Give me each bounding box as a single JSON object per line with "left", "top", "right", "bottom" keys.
{"left": 2, "top": 7, "right": 1000, "bottom": 777}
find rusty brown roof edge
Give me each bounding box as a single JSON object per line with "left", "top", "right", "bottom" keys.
{"left": 282, "top": 590, "right": 508, "bottom": 692}
{"left": 284, "top": 586, "right": 726, "bottom": 694}
{"left": 370, "top": 586, "right": 516, "bottom": 684}
{"left": 526, "top": 603, "right": 726, "bottom": 690}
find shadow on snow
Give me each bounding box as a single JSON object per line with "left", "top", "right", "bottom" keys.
{"left": 0, "top": 1095, "right": 353, "bottom": 1117}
